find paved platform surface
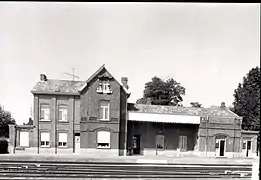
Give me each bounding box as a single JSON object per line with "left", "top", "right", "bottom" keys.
{"left": 0, "top": 154, "right": 257, "bottom": 165}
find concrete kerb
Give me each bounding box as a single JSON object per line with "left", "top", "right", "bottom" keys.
{"left": 0, "top": 154, "right": 256, "bottom": 165}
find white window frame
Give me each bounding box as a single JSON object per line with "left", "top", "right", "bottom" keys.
{"left": 58, "top": 132, "right": 68, "bottom": 148}
{"left": 19, "top": 131, "right": 29, "bottom": 147}
{"left": 40, "top": 132, "right": 50, "bottom": 147}
{"left": 99, "top": 101, "right": 110, "bottom": 121}
{"left": 58, "top": 105, "right": 68, "bottom": 122}
{"left": 97, "top": 131, "right": 110, "bottom": 149}
{"left": 102, "top": 81, "right": 112, "bottom": 93}
{"left": 40, "top": 104, "right": 50, "bottom": 121}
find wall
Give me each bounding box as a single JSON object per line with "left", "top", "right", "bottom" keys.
{"left": 198, "top": 116, "right": 242, "bottom": 157}
{"left": 31, "top": 94, "right": 78, "bottom": 154}
{"left": 80, "top": 69, "right": 122, "bottom": 153}
{"left": 118, "top": 87, "right": 128, "bottom": 156}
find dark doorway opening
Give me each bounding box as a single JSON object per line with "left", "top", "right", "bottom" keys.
{"left": 133, "top": 135, "right": 141, "bottom": 155}
{"left": 219, "top": 140, "right": 225, "bottom": 156}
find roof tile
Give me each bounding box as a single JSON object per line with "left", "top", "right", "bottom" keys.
{"left": 128, "top": 104, "right": 240, "bottom": 118}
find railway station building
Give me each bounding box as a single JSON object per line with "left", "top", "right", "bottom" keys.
{"left": 8, "top": 65, "right": 259, "bottom": 158}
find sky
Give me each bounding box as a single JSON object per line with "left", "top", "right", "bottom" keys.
{"left": 0, "top": 2, "right": 260, "bottom": 125}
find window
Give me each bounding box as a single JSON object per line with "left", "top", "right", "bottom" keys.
{"left": 99, "top": 101, "right": 109, "bottom": 120}
{"left": 156, "top": 135, "right": 164, "bottom": 150}
{"left": 20, "top": 131, "right": 29, "bottom": 147}
{"left": 97, "top": 131, "right": 110, "bottom": 148}
{"left": 58, "top": 105, "right": 68, "bottom": 122}
{"left": 97, "top": 81, "right": 112, "bottom": 94}
{"left": 40, "top": 104, "right": 50, "bottom": 121}
{"left": 58, "top": 132, "right": 67, "bottom": 147}
{"left": 40, "top": 132, "right": 50, "bottom": 147}
{"left": 178, "top": 136, "right": 187, "bottom": 150}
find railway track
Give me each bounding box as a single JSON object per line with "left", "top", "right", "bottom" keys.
{"left": 0, "top": 160, "right": 253, "bottom": 179}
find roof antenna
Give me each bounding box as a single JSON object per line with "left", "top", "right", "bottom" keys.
{"left": 63, "top": 68, "right": 80, "bottom": 81}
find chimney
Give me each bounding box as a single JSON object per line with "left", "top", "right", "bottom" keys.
{"left": 220, "top": 102, "right": 226, "bottom": 108}
{"left": 146, "top": 98, "right": 152, "bottom": 105}
{"left": 40, "top": 74, "right": 47, "bottom": 81}
{"left": 121, "top": 77, "right": 129, "bottom": 89}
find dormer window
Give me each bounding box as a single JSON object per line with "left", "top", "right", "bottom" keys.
{"left": 96, "top": 80, "right": 112, "bottom": 94}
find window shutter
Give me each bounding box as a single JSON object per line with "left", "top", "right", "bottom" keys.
{"left": 41, "top": 132, "right": 50, "bottom": 141}
{"left": 97, "top": 131, "right": 110, "bottom": 143}
{"left": 184, "top": 136, "right": 187, "bottom": 150}
{"left": 45, "top": 109, "right": 50, "bottom": 120}
{"left": 179, "top": 136, "right": 182, "bottom": 149}
{"left": 40, "top": 109, "right": 44, "bottom": 119}
{"left": 59, "top": 110, "right": 62, "bottom": 120}
{"left": 59, "top": 133, "right": 67, "bottom": 142}
{"left": 105, "top": 107, "right": 108, "bottom": 119}
{"left": 63, "top": 109, "right": 67, "bottom": 121}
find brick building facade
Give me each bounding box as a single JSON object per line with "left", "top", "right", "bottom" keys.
{"left": 8, "top": 65, "right": 259, "bottom": 158}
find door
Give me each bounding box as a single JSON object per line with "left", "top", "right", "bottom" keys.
{"left": 219, "top": 140, "right": 225, "bottom": 156}
{"left": 242, "top": 139, "right": 252, "bottom": 157}
{"left": 215, "top": 139, "right": 226, "bottom": 157}
{"left": 133, "top": 135, "right": 141, "bottom": 155}
{"left": 246, "top": 140, "right": 252, "bottom": 157}
{"left": 74, "top": 133, "right": 80, "bottom": 153}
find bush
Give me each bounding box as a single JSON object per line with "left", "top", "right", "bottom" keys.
{"left": 0, "top": 140, "right": 9, "bottom": 154}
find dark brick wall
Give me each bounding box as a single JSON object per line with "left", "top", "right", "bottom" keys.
{"left": 119, "top": 88, "right": 128, "bottom": 156}
{"left": 80, "top": 69, "right": 123, "bottom": 150}
{"left": 31, "top": 94, "right": 78, "bottom": 151}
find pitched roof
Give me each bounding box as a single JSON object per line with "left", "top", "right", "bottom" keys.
{"left": 78, "top": 64, "right": 131, "bottom": 95}
{"left": 31, "top": 79, "right": 85, "bottom": 95}
{"left": 127, "top": 104, "right": 241, "bottom": 118}
{"left": 32, "top": 65, "right": 131, "bottom": 96}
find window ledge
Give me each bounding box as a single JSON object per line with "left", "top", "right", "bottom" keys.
{"left": 40, "top": 119, "right": 51, "bottom": 122}
{"left": 97, "top": 147, "right": 111, "bottom": 149}
{"left": 58, "top": 121, "right": 69, "bottom": 123}
{"left": 40, "top": 146, "right": 51, "bottom": 148}
{"left": 98, "top": 119, "right": 110, "bottom": 121}
{"left": 58, "top": 146, "right": 68, "bottom": 149}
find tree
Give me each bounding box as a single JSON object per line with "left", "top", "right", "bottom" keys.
{"left": 136, "top": 76, "right": 185, "bottom": 106}
{"left": 232, "top": 67, "right": 260, "bottom": 131}
{"left": 0, "top": 105, "right": 15, "bottom": 138}
{"left": 190, "top": 102, "right": 202, "bottom": 108}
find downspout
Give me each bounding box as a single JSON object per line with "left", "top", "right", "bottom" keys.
{"left": 13, "top": 125, "right": 17, "bottom": 154}
{"left": 206, "top": 116, "right": 209, "bottom": 157}
{"left": 233, "top": 118, "right": 236, "bottom": 158}
{"left": 55, "top": 95, "right": 57, "bottom": 154}
{"left": 73, "top": 96, "right": 75, "bottom": 153}
{"left": 37, "top": 95, "right": 39, "bottom": 154}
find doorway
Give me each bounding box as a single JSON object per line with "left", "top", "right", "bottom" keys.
{"left": 219, "top": 140, "right": 225, "bottom": 156}
{"left": 243, "top": 140, "right": 252, "bottom": 157}
{"left": 215, "top": 138, "right": 226, "bottom": 157}
{"left": 74, "top": 133, "right": 80, "bottom": 153}
{"left": 133, "top": 135, "right": 141, "bottom": 155}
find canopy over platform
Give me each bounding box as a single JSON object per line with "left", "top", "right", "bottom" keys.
{"left": 128, "top": 112, "right": 200, "bottom": 124}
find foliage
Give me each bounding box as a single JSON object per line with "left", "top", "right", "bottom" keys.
{"left": 136, "top": 76, "right": 185, "bottom": 106}
{"left": 232, "top": 67, "right": 260, "bottom": 153}
{"left": 190, "top": 102, "right": 202, "bottom": 108}
{"left": 0, "top": 140, "right": 8, "bottom": 154}
{"left": 232, "top": 67, "right": 260, "bottom": 131}
{"left": 0, "top": 105, "right": 15, "bottom": 138}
